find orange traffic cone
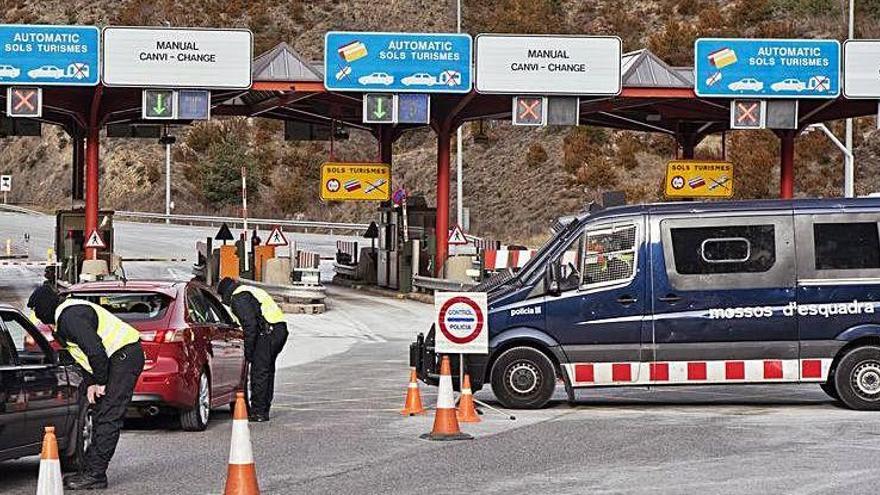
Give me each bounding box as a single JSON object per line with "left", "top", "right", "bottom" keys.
{"left": 457, "top": 374, "right": 481, "bottom": 423}
{"left": 420, "top": 355, "right": 473, "bottom": 441}
{"left": 224, "top": 392, "right": 260, "bottom": 495}
{"left": 401, "top": 368, "right": 426, "bottom": 416}
{"left": 36, "top": 426, "right": 63, "bottom": 495}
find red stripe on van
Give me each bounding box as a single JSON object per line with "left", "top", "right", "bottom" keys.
{"left": 650, "top": 362, "right": 669, "bottom": 381}
{"left": 764, "top": 360, "right": 783, "bottom": 379}
{"left": 725, "top": 361, "right": 745, "bottom": 380}
{"left": 574, "top": 364, "right": 594, "bottom": 383}
{"left": 612, "top": 363, "right": 631, "bottom": 382}
{"left": 801, "top": 360, "right": 822, "bottom": 379}
{"left": 688, "top": 362, "right": 707, "bottom": 381}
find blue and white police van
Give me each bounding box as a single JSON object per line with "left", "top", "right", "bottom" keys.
{"left": 411, "top": 199, "right": 880, "bottom": 410}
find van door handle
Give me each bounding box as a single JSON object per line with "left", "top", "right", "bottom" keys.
{"left": 23, "top": 374, "right": 36, "bottom": 383}
{"left": 658, "top": 294, "right": 682, "bottom": 303}
{"left": 616, "top": 295, "right": 637, "bottom": 305}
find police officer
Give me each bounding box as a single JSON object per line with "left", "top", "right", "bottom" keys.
{"left": 28, "top": 285, "right": 144, "bottom": 491}
{"left": 217, "top": 277, "right": 288, "bottom": 422}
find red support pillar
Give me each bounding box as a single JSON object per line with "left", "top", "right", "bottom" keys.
{"left": 84, "top": 124, "right": 99, "bottom": 260}
{"left": 435, "top": 126, "right": 451, "bottom": 277}
{"left": 779, "top": 131, "right": 795, "bottom": 199}
{"left": 84, "top": 86, "right": 103, "bottom": 261}
{"left": 72, "top": 133, "right": 85, "bottom": 201}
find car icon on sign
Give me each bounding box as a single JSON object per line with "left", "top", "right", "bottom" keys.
{"left": 0, "top": 65, "right": 20, "bottom": 79}
{"left": 770, "top": 78, "right": 806, "bottom": 92}
{"left": 727, "top": 78, "right": 763, "bottom": 92}
{"left": 401, "top": 73, "right": 437, "bottom": 87}
{"left": 357, "top": 72, "right": 394, "bottom": 86}
{"left": 27, "top": 65, "right": 65, "bottom": 79}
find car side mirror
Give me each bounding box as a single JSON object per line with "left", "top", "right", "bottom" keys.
{"left": 545, "top": 263, "right": 562, "bottom": 297}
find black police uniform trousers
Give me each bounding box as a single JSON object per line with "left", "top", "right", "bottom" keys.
{"left": 84, "top": 342, "right": 144, "bottom": 477}
{"left": 249, "top": 322, "right": 286, "bottom": 416}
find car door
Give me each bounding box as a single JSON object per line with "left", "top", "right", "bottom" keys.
{"left": 200, "top": 288, "right": 242, "bottom": 396}
{"left": 650, "top": 212, "right": 798, "bottom": 384}
{"left": 186, "top": 286, "right": 232, "bottom": 396}
{"left": 545, "top": 217, "right": 648, "bottom": 386}
{"left": 0, "top": 324, "right": 29, "bottom": 458}
{"left": 1, "top": 309, "right": 70, "bottom": 447}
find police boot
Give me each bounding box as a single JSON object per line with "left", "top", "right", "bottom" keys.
{"left": 63, "top": 472, "right": 108, "bottom": 490}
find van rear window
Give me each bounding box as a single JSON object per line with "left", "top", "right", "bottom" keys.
{"left": 69, "top": 292, "right": 171, "bottom": 322}
{"left": 671, "top": 225, "right": 776, "bottom": 274}
{"left": 814, "top": 222, "right": 880, "bottom": 270}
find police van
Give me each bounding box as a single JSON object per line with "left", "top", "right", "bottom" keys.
{"left": 411, "top": 199, "right": 880, "bottom": 410}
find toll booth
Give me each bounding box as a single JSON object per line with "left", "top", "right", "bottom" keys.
{"left": 376, "top": 196, "right": 435, "bottom": 291}
{"left": 55, "top": 209, "right": 114, "bottom": 284}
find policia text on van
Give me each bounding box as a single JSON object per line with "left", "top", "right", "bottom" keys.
{"left": 412, "top": 199, "right": 880, "bottom": 410}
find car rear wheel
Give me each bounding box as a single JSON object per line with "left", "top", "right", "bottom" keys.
{"left": 834, "top": 346, "right": 880, "bottom": 411}
{"left": 490, "top": 346, "right": 556, "bottom": 409}
{"left": 61, "top": 401, "right": 93, "bottom": 472}
{"left": 181, "top": 370, "right": 211, "bottom": 431}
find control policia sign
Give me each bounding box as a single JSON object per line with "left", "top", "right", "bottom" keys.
{"left": 434, "top": 292, "right": 488, "bottom": 354}
{"left": 475, "top": 34, "right": 622, "bottom": 95}
{"left": 102, "top": 27, "right": 253, "bottom": 89}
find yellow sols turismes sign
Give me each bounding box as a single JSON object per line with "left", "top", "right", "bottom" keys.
{"left": 320, "top": 162, "right": 391, "bottom": 201}
{"left": 664, "top": 160, "right": 734, "bottom": 199}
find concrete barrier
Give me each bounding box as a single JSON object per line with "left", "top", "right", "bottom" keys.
{"left": 80, "top": 259, "right": 109, "bottom": 282}
{"left": 263, "top": 257, "right": 291, "bottom": 286}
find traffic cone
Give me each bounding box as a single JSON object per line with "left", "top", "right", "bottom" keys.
{"left": 420, "top": 355, "right": 473, "bottom": 441}
{"left": 400, "top": 368, "right": 426, "bottom": 416}
{"left": 456, "top": 374, "right": 481, "bottom": 423}
{"left": 224, "top": 392, "right": 260, "bottom": 495}
{"left": 36, "top": 426, "right": 63, "bottom": 495}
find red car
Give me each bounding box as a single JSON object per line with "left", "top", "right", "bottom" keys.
{"left": 37, "top": 280, "right": 246, "bottom": 431}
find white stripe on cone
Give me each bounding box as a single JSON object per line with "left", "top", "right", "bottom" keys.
{"left": 436, "top": 373, "right": 456, "bottom": 409}
{"left": 229, "top": 419, "right": 255, "bottom": 465}
{"left": 36, "top": 459, "right": 63, "bottom": 495}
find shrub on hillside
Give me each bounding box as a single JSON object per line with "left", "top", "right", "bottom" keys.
{"left": 648, "top": 20, "right": 699, "bottom": 66}
{"left": 464, "top": 0, "right": 567, "bottom": 33}
{"left": 525, "top": 143, "right": 548, "bottom": 167}
{"left": 199, "top": 135, "right": 259, "bottom": 206}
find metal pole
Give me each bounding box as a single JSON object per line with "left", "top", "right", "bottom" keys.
{"left": 85, "top": 123, "right": 100, "bottom": 260}
{"left": 811, "top": 124, "right": 854, "bottom": 197}
{"left": 165, "top": 140, "right": 171, "bottom": 224}
{"left": 845, "top": 0, "right": 854, "bottom": 192}
{"left": 241, "top": 165, "right": 249, "bottom": 272}
{"left": 455, "top": 0, "right": 463, "bottom": 228}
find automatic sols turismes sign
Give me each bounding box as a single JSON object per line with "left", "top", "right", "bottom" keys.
{"left": 102, "top": 27, "right": 252, "bottom": 89}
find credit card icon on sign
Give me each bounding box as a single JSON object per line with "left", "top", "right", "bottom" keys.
{"left": 708, "top": 48, "right": 737, "bottom": 69}
{"left": 338, "top": 41, "right": 368, "bottom": 63}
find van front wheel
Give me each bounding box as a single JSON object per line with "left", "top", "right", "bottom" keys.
{"left": 490, "top": 346, "right": 556, "bottom": 409}
{"left": 834, "top": 346, "right": 880, "bottom": 411}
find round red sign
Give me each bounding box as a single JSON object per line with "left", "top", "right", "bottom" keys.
{"left": 438, "top": 296, "right": 484, "bottom": 344}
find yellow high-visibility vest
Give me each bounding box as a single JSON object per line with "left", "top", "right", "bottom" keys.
{"left": 54, "top": 299, "right": 141, "bottom": 373}
{"left": 232, "top": 285, "right": 285, "bottom": 324}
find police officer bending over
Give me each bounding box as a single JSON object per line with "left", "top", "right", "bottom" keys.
{"left": 218, "top": 277, "right": 289, "bottom": 422}
{"left": 29, "top": 286, "right": 144, "bottom": 491}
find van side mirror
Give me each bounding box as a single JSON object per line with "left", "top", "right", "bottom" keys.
{"left": 545, "top": 263, "right": 562, "bottom": 297}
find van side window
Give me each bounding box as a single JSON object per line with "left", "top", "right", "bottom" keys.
{"left": 583, "top": 223, "right": 637, "bottom": 287}
{"left": 671, "top": 225, "right": 776, "bottom": 274}
{"left": 814, "top": 223, "right": 880, "bottom": 270}
{"left": 660, "top": 216, "right": 795, "bottom": 291}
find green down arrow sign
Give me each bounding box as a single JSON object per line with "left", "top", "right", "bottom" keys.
{"left": 364, "top": 93, "right": 394, "bottom": 124}
{"left": 144, "top": 89, "right": 175, "bottom": 119}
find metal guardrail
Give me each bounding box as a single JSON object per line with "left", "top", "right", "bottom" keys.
{"left": 0, "top": 203, "right": 43, "bottom": 216}
{"left": 412, "top": 274, "right": 476, "bottom": 292}
{"left": 114, "top": 211, "right": 370, "bottom": 233}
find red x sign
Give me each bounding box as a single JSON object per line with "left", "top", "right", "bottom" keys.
{"left": 513, "top": 96, "right": 545, "bottom": 126}
{"left": 6, "top": 87, "right": 41, "bottom": 118}
{"left": 736, "top": 102, "right": 758, "bottom": 123}
{"left": 730, "top": 99, "right": 764, "bottom": 129}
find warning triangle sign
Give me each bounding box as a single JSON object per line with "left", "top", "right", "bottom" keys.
{"left": 84, "top": 229, "right": 106, "bottom": 249}
{"left": 448, "top": 225, "right": 468, "bottom": 245}
{"left": 265, "top": 227, "right": 288, "bottom": 247}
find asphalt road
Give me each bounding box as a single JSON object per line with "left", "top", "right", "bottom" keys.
{"left": 3, "top": 211, "right": 880, "bottom": 494}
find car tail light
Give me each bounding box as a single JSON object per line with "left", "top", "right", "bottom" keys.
{"left": 142, "top": 329, "right": 188, "bottom": 343}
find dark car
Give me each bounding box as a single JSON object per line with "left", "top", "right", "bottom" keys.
{"left": 45, "top": 280, "right": 248, "bottom": 431}
{"left": 0, "top": 304, "right": 90, "bottom": 469}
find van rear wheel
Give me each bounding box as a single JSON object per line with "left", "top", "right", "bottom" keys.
{"left": 834, "top": 346, "right": 880, "bottom": 411}
{"left": 490, "top": 346, "right": 556, "bottom": 409}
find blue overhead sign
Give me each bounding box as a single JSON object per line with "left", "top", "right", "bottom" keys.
{"left": 0, "top": 24, "right": 99, "bottom": 86}
{"left": 694, "top": 38, "right": 840, "bottom": 99}
{"left": 324, "top": 31, "right": 472, "bottom": 93}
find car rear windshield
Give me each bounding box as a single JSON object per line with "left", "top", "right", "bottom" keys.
{"left": 68, "top": 292, "right": 172, "bottom": 322}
